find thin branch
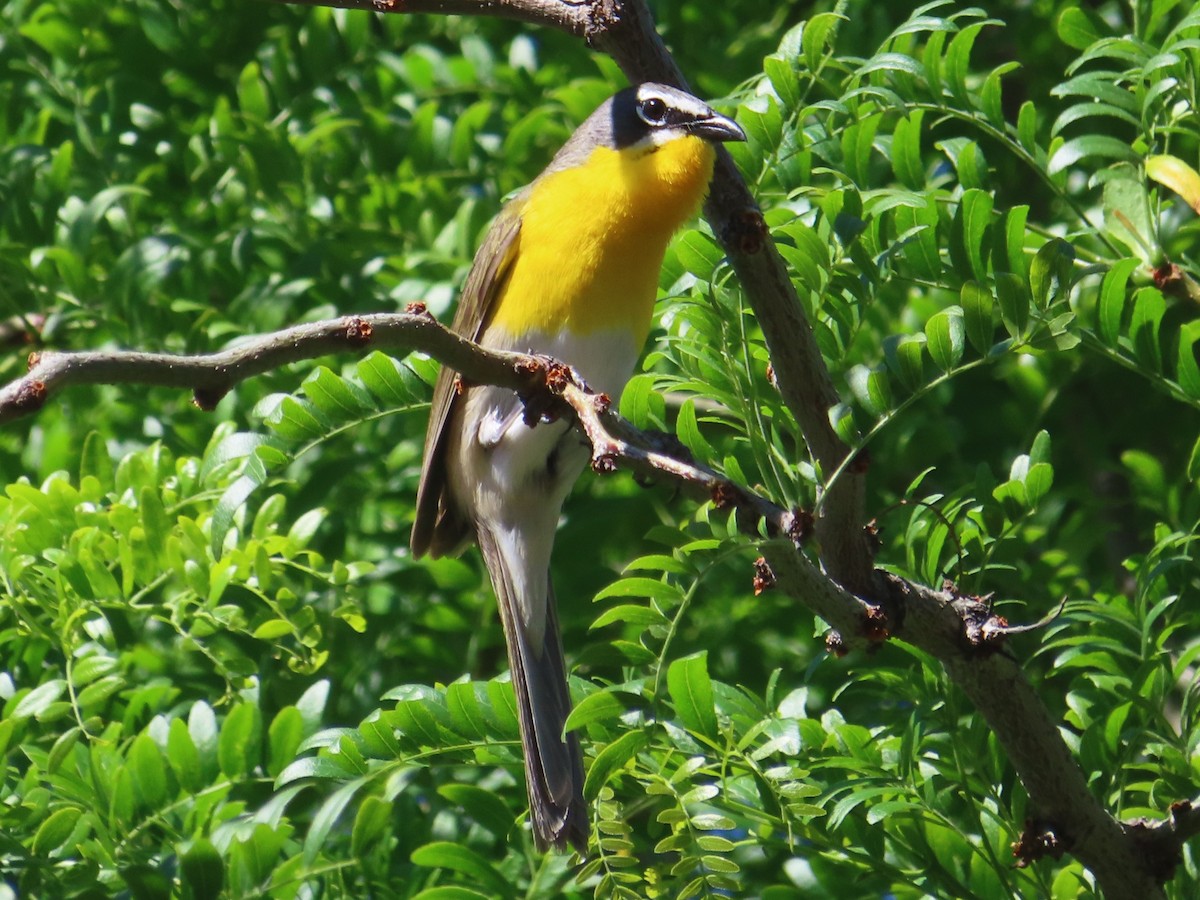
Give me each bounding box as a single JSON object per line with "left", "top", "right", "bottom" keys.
{"left": 0, "top": 307, "right": 534, "bottom": 426}
{"left": 267, "top": 0, "right": 591, "bottom": 34}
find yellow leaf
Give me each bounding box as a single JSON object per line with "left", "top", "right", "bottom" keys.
{"left": 1146, "top": 154, "right": 1200, "bottom": 213}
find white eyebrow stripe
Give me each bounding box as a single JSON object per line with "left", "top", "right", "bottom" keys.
{"left": 634, "top": 84, "right": 715, "bottom": 122}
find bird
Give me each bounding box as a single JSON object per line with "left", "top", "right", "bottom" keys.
{"left": 411, "top": 82, "right": 745, "bottom": 852}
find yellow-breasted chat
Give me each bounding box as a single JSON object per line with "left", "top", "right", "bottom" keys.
{"left": 412, "top": 83, "right": 745, "bottom": 852}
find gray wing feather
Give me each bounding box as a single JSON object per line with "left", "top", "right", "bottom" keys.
{"left": 410, "top": 198, "right": 526, "bottom": 558}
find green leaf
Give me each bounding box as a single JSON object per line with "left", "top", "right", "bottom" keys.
{"left": 350, "top": 795, "right": 392, "bottom": 858}
{"left": 591, "top": 603, "right": 670, "bottom": 630}
{"left": 847, "top": 365, "right": 892, "bottom": 417}
{"left": 212, "top": 473, "right": 261, "bottom": 560}
{"left": 218, "top": 703, "right": 262, "bottom": 779}
{"left": 595, "top": 578, "right": 684, "bottom": 604}
{"left": 357, "top": 352, "right": 419, "bottom": 405}
{"left": 412, "top": 889, "right": 492, "bottom": 900}
{"left": 268, "top": 707, "right": 304, "bottom": 778}
{"left": 925, "top": 307, "right": 965, "bottom": 372}
{"left": 667, "top": 652, "right": 718, "bottom": 740}
{"left": 1024, "top": 462, "right": 1054, "bottom": 507}
{"left": 252, "top": 618, "right": 293, "bottom": 640}
{"left": 1129, "top": 287, "right": 1166, "bottom": 371}
{"left": 950, "top": 189, "right": 993, "bottom": 282}
{"left": 236, "top": 61, "right": 270, "bottom": 121}
{"left": 437, "top": 784, "right": 514, "bottom": 839}
{"left": 48, "top": 727, "right": 82, "bottom": 774}
{"left": 32, "top": 807, "right": 81, "bottom": 856}
{"left": 802, "top": 12, "right": 844, "bottom": 73}
{"left": 180, "top": 838, "right": 224, "bottom": 900}
{"left": 884, "top": 334, "right": 926, "bottom": 391}
{"left": 1104, "top": 173, "right": 1156, "bottom": 260}
{"left": 584, "top": 729, "right": 649, "bottom": 800}
{"left": 960, "top": 281, "right": 995, "bottom": 353}
{"left": 304, "top": 778, "right": 367, "bottom": 865}
{"left": 995, "top": 272, "right": 1029, "bottom": 339}
{"left": 675, "top": 231, "right": 723, "bottom": 279}
{"left": 980, "top": 62, "right": 1019, "bottom": 126}
{"left": 1051, "top": 72, "right": 1139, "bottom": 112}
{"left": 13, "top": 680, "right": 66, "bottom": 719}
{"left": 1017, "top": 101, "right": 1039, "bottom": 153}
{"left": 764, "top": 55, "right": 801, "bottom": 109}
{"left": 564, "top": 689, "right": 641, "bottom": 732}
{"left": 894, "top": 206, "right": 942, "bottom": 282}
{"left": 288, "top": 508, "right": 327, "bottom": 548}
{"left": 303, "top": 366, "right": 373, "bottom": 420}
{"left": 1176, "top": 323, "right": 1200, "bottom": 399}
{"left": 190, "top": 702, "right": 220, "bottom": 781}
{"left": 445, "top": 682, "right": 488, "bottom": 739}
{"left": 891, "top": 110, "right": 925, "bottom": 189}
{"left": 1098, "top": 258, "right": 1140, "bottom": 345}
{"left": 411, "top": 841, "right": 516, "bottom": 899}
{"left": 619, "top": 374, "right": 663, "bottom": 429}
{"left": 263, "top": 395, "right": 330, "bottom": 441}
{"left": 79, "top": 431, "right": 112, "bottom": 493}
{"left": 1048, "top": 136, "right": 1139, "bottom": 175}
{"left": 1057, "top": 7, "right": 1102, "bottom": 50}
{"left": 954, "top": 141, "right": 988, "bottom": 190}
{"left": 675, "top": 398, "right": 714, "bottom": 460}
{"left": 129, "top": 734, "right": 168, "bottom": 810}
{"left": 168, "top": 718, "right": 202, "bottom": 793}
{"left": 1187, "top": 434, "right": 1200, "bottom": 482}
{"left": 1029, "top": 239, "right": 1075, "bottom": 310}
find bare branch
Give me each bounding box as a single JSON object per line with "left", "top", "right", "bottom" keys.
{"left": 264, "top": 0, "right": 591, "bottom": 34}
{"left": 1125, "top": 799, "right": 1200, "bottom": 885}
{"left": 0, "top": 308, "right": 538, "bottom": 426}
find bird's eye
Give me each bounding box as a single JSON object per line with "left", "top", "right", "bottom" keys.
{"left": 638, "top": 96, "right": 668, "bottom": 125}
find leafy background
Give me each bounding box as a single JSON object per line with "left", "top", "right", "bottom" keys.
{"left": 2, "top": 0, "right": 1200, "bottom": 896}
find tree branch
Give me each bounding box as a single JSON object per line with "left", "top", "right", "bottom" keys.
{"left": 268, "top": 0, "right": 591, "bottom": 35}
{"left": 0, "top": 307, "right": 531, "bottom": 426}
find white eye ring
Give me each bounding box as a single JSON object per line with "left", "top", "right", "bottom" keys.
{"left": 638, "top": 96, "right": 668, "bottom": 125}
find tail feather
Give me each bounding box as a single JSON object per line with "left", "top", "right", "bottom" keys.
{"left": 478, "top": 527, "right": 588, "bottom": 852}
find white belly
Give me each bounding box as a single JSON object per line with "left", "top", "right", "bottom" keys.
{"left": 447, "top": 326, "right": 642, "bottom": 629}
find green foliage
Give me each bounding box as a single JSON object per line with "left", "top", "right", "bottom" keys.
{"left": 3, "top": 0, "right": 1200, "bottom": 897}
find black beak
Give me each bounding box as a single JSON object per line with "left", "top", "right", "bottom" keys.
{"left": 689, "top": 110, "right": 746, "bottom": 143}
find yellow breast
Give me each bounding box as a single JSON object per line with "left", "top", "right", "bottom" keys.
{"left": 489, "top": 135, "right": 716, "bottom": 343}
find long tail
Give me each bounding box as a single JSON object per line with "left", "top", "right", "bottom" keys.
{"left": 477, "top": 527, "right": 588, "bottom": 852}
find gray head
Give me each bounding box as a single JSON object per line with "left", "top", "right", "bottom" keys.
{"left": 547, "top": 83, "right": 745, "bottom": 174}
